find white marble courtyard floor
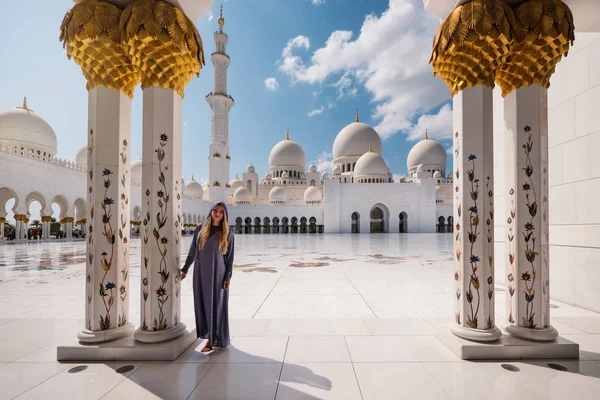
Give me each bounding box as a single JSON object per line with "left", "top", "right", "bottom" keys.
{"left": 1, "top": 234, "right": 600, "bottom": 399}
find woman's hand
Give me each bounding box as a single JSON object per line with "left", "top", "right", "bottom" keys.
{"left": 179, "top": 270, "right": 187, "bottom": 281}
{"left": 223, "top": 280, "right": 230, "bottom": 290}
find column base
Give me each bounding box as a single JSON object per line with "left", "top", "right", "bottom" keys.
{"left": 77, "top": 322, "right": 134, "bottom": 344}
{"left": 134, "top": 322, "right": 187, "bottom": 343}
{"left": 505, "top": 324, "right": 559, "bottom": 342}
{"left": 450, "top": 322, "right": 502, "bottom": 342}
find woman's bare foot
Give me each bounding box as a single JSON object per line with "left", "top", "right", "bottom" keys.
{"left": 201, "top": 343, "right": 213, "bottom": 353}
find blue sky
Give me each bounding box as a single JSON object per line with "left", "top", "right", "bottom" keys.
{"left": 0, "top": 0, "right": 453, "bottom": 186}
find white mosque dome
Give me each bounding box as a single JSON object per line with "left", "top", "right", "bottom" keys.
{"left": 304, "top": 186, "right": 322, "bottom": 203}
{"left": 433, "top": 170, "right": 442, "bottom": 178}
{"left": 229, "top": 176, "right": 242, "bottom": 191}
{"left": 269, "top": 186, "right": 286, "bottom": 203}
{"left": 247, "top": 164, "right": 255, "bottom": 173}
{"left": 269, "top": 137, "right": 306, "bottom": 169}
{"left": 264, "top": 173, "right": 272, "bottom": 180}
{"left": 0, "top": 99, "right": 58, "bottom": 157}
{"left": 321, "top": 171, "right": 330, "bottom": 179}
{"left": 184, "top": 179, "right": 203, "bottom": 198}
{"left": 308, "top": 164, "right": 317, "bottom": 173}
{"left": 234, "top": 186, "right": 251, "bottom": 201}
{"left": 333, "top": 164, "right": 342, "bottom": 175}
{"left": 131, "top": 159, "right": 143, "bottom": 180}
{"left": 76, "top": 144, "right": 87, "bottom": 167}
{"left": 354, "top": 151, "right": 388, "bottom": 178}
{"left": 281, "top": 171, "right": 289, "bottom": 178}
{"left": 333, "top": 121, "right": 382, "bottom": 161}
{"left": 407, "top": 138, "right": 446, "bottom": 170}
{"left": 417, "top": 164, "right": 425, "bottom": 172}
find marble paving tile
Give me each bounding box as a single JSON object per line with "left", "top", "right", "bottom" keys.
{"left": 363, "top": 317, "right": 438, "bottom": 336}
{"left": 562, "top": 334, "right": 600, "bottom": 360}
{"left": 229, "top": 318, "right": 271, "bottom": 336}
{"left": 102, "top": 362, "right": 212, "bottom": 400}
{"left": 216, "top": 336, "right": 289, "bottom": 363}
{"left": 345, "top": 336, "right": 413, "bottom": 363}
{"left": 0, "top": 362, "right": 71, "bottom": 400}
{"left": 276, "top": 363, "right": 362, "bottom": 400}
{"left": 424, "top": 362, "right": 540, "bottom": 400}
{"left": 284, "top": 336, "right": 351, "bottom": 363}
{"left": 188, "top": 362, "right": 282, "bottom": 400}
{"left": 255, "top": 295, "right": 376, "bottom": 319}
{"left": 353, "top": 363, "right": 450, "bottom": 400}
{"left": 263, "top": 319, "right": 370, "bottom": 336}
{"left": 554, "top": 317, "right": 600, "bottom": 334}
{"left": 14, "top": 362, "right": 143, "bottom": 400}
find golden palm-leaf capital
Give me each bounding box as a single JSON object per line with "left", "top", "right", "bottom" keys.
{"left": 429, "top": 0, "right": 517, "bottom": 97}
{"left": 59, "top": 0, "right": 140, "bottom": 98}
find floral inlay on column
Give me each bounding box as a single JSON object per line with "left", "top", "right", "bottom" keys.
{"left": 86, "top": 128, "right": 95, "bottom": 331}
{"left": 454, "top": 131, "right": 462, "bottom": 325}
{"left": 118, "top": 139, "right": 129, "bottom": 327}
{"left": 141, "top": 188, "right": 151, "bottom": 331}
{"left": 521, "top": 125, "right": 538, "bottom": 329}
{"left": 465, "top": 153, "right": 481, "bottom": 329}
{"left": 485, "top": 176, "right": 494, "bottom": 329}
{"left": 154, "top": 133, "right": 170, "bottom": 331}
{"left": 99, "top": 167, "right": 116, "bottom": 330}
{"left": 507, "top": 188, "right": 516, "bottom": 324}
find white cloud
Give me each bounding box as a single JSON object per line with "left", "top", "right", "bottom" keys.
{"left": 208, "top": 12, "right": 214, "bottom": 22}
{"left": 308, "top": 106, "right": 325, "bottom": 117}
{"left": 183, "top": 119, "right": 190, "bottom": 128}
{"left": 277, "top": 0, "right": 450, "bottom": 140}
{"left": 314, "top": 151, "right": 333, "bottom": 172}
{"left": 264, "top": 77, "right": 279, "bottom": 91}
{"left": 328, "top": 102, "right": 335, "bottom": 109}
{"left": 446, "top": 146, "right": 453, "bottom": 154}
{"left": 311, "top": 0, "right": 326, "bottom": 5}
{"left": 331, "top": 71, "right": 358, "bottom": 99}
{"left": 408, "top": 103, "right": 453, "bottom": 141}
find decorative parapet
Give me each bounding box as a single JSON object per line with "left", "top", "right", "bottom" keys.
{"left": 0, "top": 144, "right": 86, "bottom": 172}
{"left": 225, "top": 184, "right": 231, "bottom": 188}
{"left": 211, "top": 52, "right": 231, "bottom": 60}
{"left": 213, "top": 181, "right": 221, "bottom": 187}
{"left": 212, "top": 152, "right": 221, "bottom": 158}
{"left": 206, "top": 92, "right": 235, "bottom": 102}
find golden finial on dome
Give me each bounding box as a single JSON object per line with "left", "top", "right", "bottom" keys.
{"left": 368, "top": 144, "right": 373, "bottom": 152}
{"left": 17, "top": 96, "right": 32, "bottom": 111}
{"left": 286, "top": 129, "right": 290, "bottom": 140}
{"left": 236, "top": 174, "right": 239, "bottom": 179}
{"left": 218, "top": 5, "right": 225, "bottom": 29}
{"left": 192, "top": 175, "right": 196, "bottom": 181}
{"left": 425, "top": 128, "right": 429, "bottom": 140}
{"left": 355, "top": 108, "right": 359, "bottom": 122}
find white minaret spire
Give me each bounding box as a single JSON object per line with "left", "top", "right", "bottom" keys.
{"left": 206, "top": 4, "right": 234, "bottom": 202}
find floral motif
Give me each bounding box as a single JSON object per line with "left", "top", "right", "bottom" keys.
{"left": 465, "top": 154, "right": 481, "bottom": 329}
{"left": 99, "top": 167, "right": 115, "bottom": 330}
{"left": 453, "top": 131, "right": 461, "bottom": 325}
{"left": 141, "top": 187, "right": 151, "bottom": 331}
{"left": 521, "top": 125, "right": 538, "bottom": 329}
{"left": 119, "top": 139, "right": 129, "bottom": 328}
{"left": 485, "top": 176, "right": 494, "bottom": 329}
{"left": 86, "top": 128, "right": 94, "bottom": 330}
{"left": 507, "top": 187, "right": 516, "bottom": 324}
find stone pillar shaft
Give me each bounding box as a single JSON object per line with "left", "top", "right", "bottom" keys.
{"left": 451, "top": 86, "right": 501, "bottom": 341}
{"left": 135, "top": 86, "right": 185, "bottom": 343}
{"left": 504, "top": 85, "right": 557, "bottom": 341}
{"left": 79, "top": 87, "right": 133, "bottom": 343}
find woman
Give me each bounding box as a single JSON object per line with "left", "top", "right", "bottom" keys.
{"left": 180, "top": 202, "right": 235, "bottom": 353}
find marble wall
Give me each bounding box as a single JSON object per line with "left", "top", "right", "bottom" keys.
{"left": 494, "top": 32, "right": 600, "bottom": 313}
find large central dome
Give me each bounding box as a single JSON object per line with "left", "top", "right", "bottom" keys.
{"left": 269, "top": 136, "right": 306, "bottom": 169}
{"left": 407, "top": 138, "right": 446, "bottom": 170}
{"left": 333, "top": 121, "right": 382, "bottom": 161}
{"left": 0, "top": 99, "right": 57, "bottom": 157}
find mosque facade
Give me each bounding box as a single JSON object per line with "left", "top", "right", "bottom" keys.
{"left": 0, "top": 15, "right": 453, "bottom": 238}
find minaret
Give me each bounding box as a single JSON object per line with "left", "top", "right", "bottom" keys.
{"left": 206, "top": 5, "right": 234, "bottom": 202}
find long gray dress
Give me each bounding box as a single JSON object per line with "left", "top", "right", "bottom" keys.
{"left": 182, "top": 202, "right": 234, "bottom": 348}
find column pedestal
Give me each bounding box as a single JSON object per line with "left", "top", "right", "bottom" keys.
{"left": 451, "top": 86, "right": 501, "bottom": 342}
{"left": 503, "top": 85, "right": 557, "bottom": 342}
{"left": 135, "top": 86, "right": 186, "bottom": 343}
{"left": 79, "top": 87, "right": 133, "bottom": 344}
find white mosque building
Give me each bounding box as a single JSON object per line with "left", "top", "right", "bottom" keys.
{"left": 0, "top": 13, "right": 453, "bottom": 239}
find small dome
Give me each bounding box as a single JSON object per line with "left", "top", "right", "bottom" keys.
{"left": 399, "top": 176, "right": 407, "bottom": 183}
{"left": 321, "top": 171, "right": 330, "bottom": 179}
{"left": 354, "top": 151, "right": 389, "bottom": 178}
{"left": 0, "top": 100, "right": 58, "bottom": 157}
{"left": 229, "top": 176, "right": 242, "bottom": 191}
{"left": 76, "top": 144, "right": 87, "bottom": 167}
{"left": 433, "top": 171, "right": 442, "bottom": 178}
{"left": 131, "top": 159, "right": 143, "bottom": 180}
{"left": 407, "top": 138, "right": 446, "bottom": 171}
{"left": 247, "top": 164, "right": 255, "bottom": 173}
{"left": 268, "top": 187, "right": 286, "bottom": 202}
{"left": 304, "top": 186, "right": 322, "bottom": 202}
{"left": 234, "top": 186, "right": 251, "bottom": 201}
{"left": 308, "top": 164, "right": 317, "bottom": 173}
{"left": 281, "top": 171, "right": 289, "bottom": 178}
{"left": 185, "top": 179, "right": 203, "bottom": 198}
{"left": 264, "top": 173, "right": 272, "bottom": 180}
{"left": 333, "top": 121, "right": 382, "bottom": 161}
{"left": 417, "top": 164, "right": 425, "bottom": 172}
{"left": 333, "top": 164, "right": 342, "bottom": 175}
{"left": 269, "top": 138, "right": 306, "bottom": 169}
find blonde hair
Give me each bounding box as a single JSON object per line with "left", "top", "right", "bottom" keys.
{"left": 198, "top": 204, "right": 229, "bottom": 254}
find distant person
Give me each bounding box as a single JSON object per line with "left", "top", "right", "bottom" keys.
{"left": 180, "top": 202, "right": 235, "bottom": 354}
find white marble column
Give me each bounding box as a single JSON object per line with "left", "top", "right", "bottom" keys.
{"left": 503, "top": 85, "right": 557, "bottom": 341}
{"left": 451, "top": 86, "right": 501, "bottom": 342}
{"left": 135, "top": 86, "right": 185, "bottom": 343}
{"left": 78, "top": 87, "right": 133, "bottom": 343}
{"left": 41, "top": 216, "right": 51, "bottom": 239}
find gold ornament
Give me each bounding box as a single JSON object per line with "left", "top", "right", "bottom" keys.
{"left": 120, "top": 0, "right": 205, "bottom": 97}
{"left": 430, "top": 0, "right": 517, "bottom": 97}
{"left": 60, "top": 0, "right": 140, "bottom": 98}
{"left": 495, "top": 0, "right": 575, "bottom": 96}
